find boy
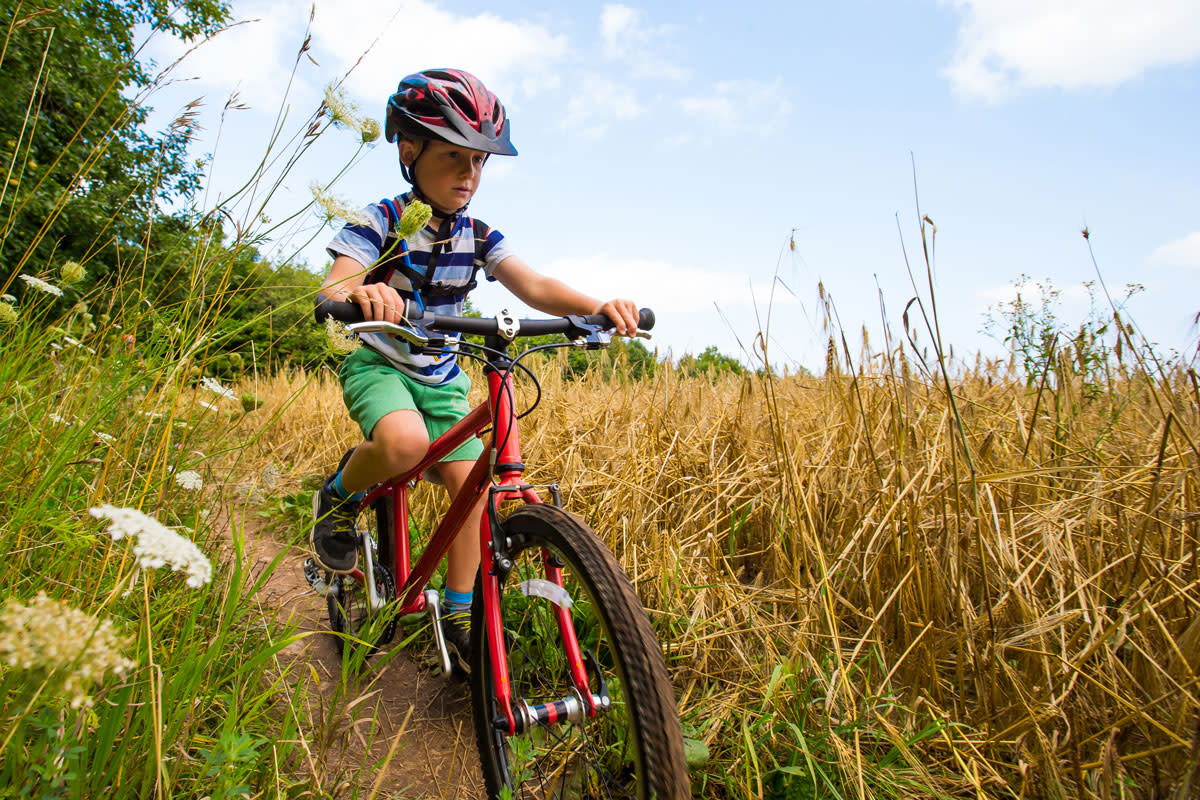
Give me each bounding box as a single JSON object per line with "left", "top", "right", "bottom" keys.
{"left": 311, "top": 68, "right": 639, "bottom": 673}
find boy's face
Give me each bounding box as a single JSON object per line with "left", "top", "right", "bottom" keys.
{"left": 399, "top": 139, "right": 487, "bottom": 215}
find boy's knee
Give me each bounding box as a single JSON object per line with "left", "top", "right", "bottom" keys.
{"left": 369, "top": 410, "right": 429, "bottom": 470}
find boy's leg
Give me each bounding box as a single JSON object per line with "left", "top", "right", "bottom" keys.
{"left": 341, "top": 409, "right": 429, "bottom": 492}
{"left": 432, "top": 458, "right": 486, "bottom": 674}
{"left": 311, "top": 409, "right": 429, "bottom": 572}
{"left": 433, "top": 459, "right": 486, "bottom": 594}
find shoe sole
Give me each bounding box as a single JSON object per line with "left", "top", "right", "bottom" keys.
{"left": 310, "top": 489, "right": 358, "bottom": 574}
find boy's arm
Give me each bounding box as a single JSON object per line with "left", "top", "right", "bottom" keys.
{"left": 322, "top": 255, "right": 407, "bottom": 324}
{"left": 491, "top": 255, "right": 640, "bottom": 336}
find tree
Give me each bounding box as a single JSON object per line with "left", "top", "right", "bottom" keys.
{"left": 678, "top": 345, "right": 744, "bottom": 379}
{"left": 0, "top": 1, "right": 228, "bottom": 292}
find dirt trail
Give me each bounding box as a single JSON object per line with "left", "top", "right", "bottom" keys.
{"left": 228, "top": 504, "right": 485, "bottom": 799}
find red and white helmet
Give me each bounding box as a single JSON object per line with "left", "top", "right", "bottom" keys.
{"left": 385, "top": 68, "right": 517, "bottom": 156}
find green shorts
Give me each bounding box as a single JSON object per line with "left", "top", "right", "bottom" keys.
{"left": 338, "top": 347, "right": 484, "bottom": 463}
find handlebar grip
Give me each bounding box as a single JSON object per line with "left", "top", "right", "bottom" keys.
{"left": 637, "top": 308, "right": 655, "bottom": 331}
{"left": 314, "top": 295, "right": 424, "bottom": 324}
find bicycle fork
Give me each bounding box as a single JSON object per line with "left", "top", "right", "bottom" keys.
{"left": 483, "top": 494, "right": 613, "bottom": 736}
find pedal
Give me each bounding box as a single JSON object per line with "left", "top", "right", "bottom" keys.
{"left": 424, "top": 589, "right": 453, "bottom": 675}
{"left": 302, "top": 557, "right": 332, "bottom": 597}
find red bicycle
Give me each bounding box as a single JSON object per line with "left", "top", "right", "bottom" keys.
{"left": 305, "top": 297, "right": 688, "bottom": 800}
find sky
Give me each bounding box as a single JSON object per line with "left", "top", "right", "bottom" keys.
{"left": 139, "top": 0, "right": 1200, "bottom": 371}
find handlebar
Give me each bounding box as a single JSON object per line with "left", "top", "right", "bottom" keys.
{"left": 314, "top": 295, "right": 655, "bottom": 338}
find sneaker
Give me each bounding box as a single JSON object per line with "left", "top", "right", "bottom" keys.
{"left": 441, "top": 607, "right": 471, "bottom": 676}
{"left": 310, "top": 482, "right": 359, "bottom": 573}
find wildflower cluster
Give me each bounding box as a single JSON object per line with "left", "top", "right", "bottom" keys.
{"left": 174, "top": 470, "right": 203, "bottom": 491}
{"left": 200, "top": 376, "right": 236, "bottom": 401}
{"left": 323, "top": 84, "right": 380, "bottom": 143}
{"left": 0, "top": 593, "right": 135, "bottom": 708}
{"left": 324, "top": 316, "right": 361, "bottom": 355}
{"left": 90, "top": 505, "right": 213, "bottom": 588}
{"left": 18, "top": 274, "right": 63, "bottom": 297}
{"left": 0, "top": 300, "right": 16, "bottom": 325}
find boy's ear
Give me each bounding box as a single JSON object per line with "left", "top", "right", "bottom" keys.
{"left": 397, "top": 139, "right": 424, "bottom": 167}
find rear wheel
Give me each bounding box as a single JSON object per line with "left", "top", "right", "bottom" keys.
{"left": 470, "top": 504, "right": 688, "bottom": 800}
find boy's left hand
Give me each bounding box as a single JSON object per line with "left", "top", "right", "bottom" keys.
{"left": 593, "top": 299, "right": 640, "bottom": 337}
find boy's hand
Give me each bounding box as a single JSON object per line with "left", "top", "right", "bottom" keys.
{"left": 593, "top": 298, "right": 640, "bottom": 337}
{"left": 348, "top": 282, "right": 406, "bottom": 324}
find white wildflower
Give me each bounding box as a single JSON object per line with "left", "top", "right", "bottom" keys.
{"left": 1, "top": 294, "right": 15, "bottom": 303}
{"left": 199, "top": 400, "right": 219, "bottom": 412}
{"left": 0, "top": 593, "right": 135, "bottom": 709}
{"left": 310, "top": 182, "right": 373, "bottom": 227}
{"left": 89, "top": 505, "right": 213, "bottom": 588}
{"left": 324, "top": 316, "right": 361, "bottom": 355}
{"left": 49, "top": 413, "right": 73, "bottom": 425}
{"left": 174, "top": 471, "right": 202, "bottom": 491}
{"left": 93, "top": 431, "right": 115, "bottom": 445}
{"left": 18, "top": 274, "right": 63, "bottom": 297}
{"left": 199, "top": 376, "right": 236, "bottom": 401}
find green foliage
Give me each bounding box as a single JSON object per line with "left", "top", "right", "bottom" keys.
{"left": 678, "top": 345, "right": 745, "bottom": 379}
{"left": 0, "top": 298, "right": 308, "bottom": 798}
{"left": 0, "top": 1, "right": 228, "bottom": 290}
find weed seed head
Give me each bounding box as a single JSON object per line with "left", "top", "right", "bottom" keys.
{"left": 0, "top": 592, "right": 135, "bottom": 708}
{"left": 89, "top": 505, "right": 213, "bottom": 588}
{"left": 0, "top": 301, "right": 16, "bottom": 325}
{"left": 396, "top": 200, "right": 432, "bottom": 241}
{"left": 18, "top": 274, "right": 63, "bottom": 297}
{"left": 360, "top": 118, "right": 381, "bottom": 143}
{"left": 61, "top": 260, "right": 86, "bottom": 286}
{"left": 310, "top": 182, "right": 373, "bottom": 228}
{"left": 323, "top": 84, "right": 379, "bottom": 143}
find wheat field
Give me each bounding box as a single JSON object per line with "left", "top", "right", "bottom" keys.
{"left": 221, "top": 339, "right": 1200, "bottom": 799}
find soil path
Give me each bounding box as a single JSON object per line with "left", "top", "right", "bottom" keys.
{"left": 228, "top": 504, "right": 484, "bottom": 799}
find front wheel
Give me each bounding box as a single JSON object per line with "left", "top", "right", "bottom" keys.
{"left": 470, "top": 504, "right": 688, "bottom": 800}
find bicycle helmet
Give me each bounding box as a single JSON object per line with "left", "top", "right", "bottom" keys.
{"left": 385, "top": 68, "right": 517, "bottom": 156}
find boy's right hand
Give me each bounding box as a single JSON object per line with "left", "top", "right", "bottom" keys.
{"left": 347, "top": 282, "right": 407, "bottom": 324}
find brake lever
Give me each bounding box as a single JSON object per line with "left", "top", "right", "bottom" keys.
{"left": 346, "top": 320, "right": 429, "bottom": 349}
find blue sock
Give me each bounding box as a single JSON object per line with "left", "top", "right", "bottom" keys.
{"left": 443, "top": 587, "right": 472, "bottom": 613}
{"left": 327, "top": 471, "right": 365, "bottom": 502}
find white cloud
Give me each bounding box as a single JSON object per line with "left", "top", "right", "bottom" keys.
{"left": 1150, "top": 232, "right": 1200, "bottom": 268}
{"left": 544, "top": 255, "right": 796, "bottom": 314}
{"left": 942, "top": 0, "right": 1200, "bottom": 101}
{"left": 680, "top": 79, "right": 792, "bottom": 137}
{"left": 140, "top": 1, "right": 302, "bottom": 112}
{"left": 560, "top": 76, "right": 642, "bottom": 136}
{"left": 313, "top": 0, "right": 568, "bottom": 111}
{"left": 598, "top": 4, "right": 687, "bottom": 80}
{"left": 142, "top": 0, "right": 568, "bottom": 119}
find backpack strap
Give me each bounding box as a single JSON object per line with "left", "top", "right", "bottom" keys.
{"left": 367, "top": 213, "right": 491, "bottom": 299}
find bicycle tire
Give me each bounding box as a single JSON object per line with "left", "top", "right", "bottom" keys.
{"left": 469, "top": 504, "right": 688, "bottom": 800}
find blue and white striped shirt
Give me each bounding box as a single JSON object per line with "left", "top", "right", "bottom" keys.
{"left": 326, "top": 192, "right": 513, "bottom": 385}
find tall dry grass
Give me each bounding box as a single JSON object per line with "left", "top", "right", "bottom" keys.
{"left": 235, "top": 339, "right": 1199, "bottom": 799}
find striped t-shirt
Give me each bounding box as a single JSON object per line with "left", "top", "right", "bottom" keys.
{"left": 326, "top": 192, "right": 513, "bottom": 384}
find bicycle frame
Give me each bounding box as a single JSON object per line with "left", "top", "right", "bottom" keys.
{"left": 350, "top": 353, "right": 598, "bottom": 736}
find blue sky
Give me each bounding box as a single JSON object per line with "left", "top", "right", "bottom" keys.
{"left": 141, "top": 0, "right": 1200, "bottom": 370}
